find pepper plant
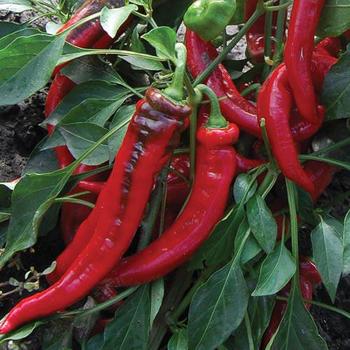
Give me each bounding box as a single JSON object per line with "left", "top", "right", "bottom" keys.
{"left": 0, "top": 0, "right": 349, "bottom": 349}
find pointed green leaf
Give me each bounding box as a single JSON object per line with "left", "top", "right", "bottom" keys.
{"left": 247, "top": 194, "right": 277, "bottom": 254}
{"left": 0, "top": 33, "right": 66, "bottom": 106}
{"left": 188, "top": 259, "right": 249, "bottom": 350}
{"left": 253, "top": 242, "right": 296, "bottom": 296}
{"left": 343, "top": 210, "right": 350, "bottom": 274}
{"left": 100, "top": 5, "right": 137, "bottom": 38}
{"left": 142, "top": 26, "right": 177, "bottom": 61}
{"left": 311, "top": 216, "right": 343, "bottom": 302}
{"left": 168, "top": 329, "right": 188, "bottom": 350}
{"left": 267, "top": 287, "right": 327, "bottom": 350}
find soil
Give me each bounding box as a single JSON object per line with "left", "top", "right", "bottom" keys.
{"left": 0, "top": 9, "right": 350, "bottom": 350}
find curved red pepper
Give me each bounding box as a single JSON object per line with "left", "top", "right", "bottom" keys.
{"left": 185, "top": 29, "right": 259, "bottom": 136}
{"left": 305, "top": 161, "right": 337, "bottom": 203}
{"left": 257, "top": 63, "right": 315, "bottom": 193}
{"left": 284, "top": 0, "right": 325, "bottom": 124}
{"left": 0, "top": 88, "right": 190, "bottom": 333}
{"left": 97, "top": 122, "right": 238, "bottom": 288}
{"left": 185, "top": 29, "right": 335, "bottom": 142}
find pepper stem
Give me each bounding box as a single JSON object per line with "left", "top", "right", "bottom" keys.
{"left": 196, "top": 84, "right": 228, "bottom": 129}
{"left": 163, "top": 43, "right": 187, "bottom": 102}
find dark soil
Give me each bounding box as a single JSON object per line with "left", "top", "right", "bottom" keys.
{"left": 0, "top": 10, "right": 350, "bottom": 350}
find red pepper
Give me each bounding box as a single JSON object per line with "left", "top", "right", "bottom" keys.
{"left": 257, "top": 63, "right": 315, "bottom": 193}
{"left": 244, "top": 0, "right": 282, "bottom": 63}
{"left": 0, "top": 88, "right": 191, "bottom": 333}
{"left": 185, "top": 29, "right": 259, "bottom": 136}
{"left": 304, "top": 161, "right": 337, "bottom": 203}
{"left": 96, "top": 86, "right": 239, "bottom": 288}
{"left": 315, "top": 37, "right": 341, "bottom": 58}
{"left": 185, "top": 29, "right": 335, "bottom": 141}
{"left": 284, "top": 0, "right": 325, "bottom": 125}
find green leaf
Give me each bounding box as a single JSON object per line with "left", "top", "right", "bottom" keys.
{"left": 247, "top": 194, "right": 277, "bottom": 254}
{"left": 150, "top": 279, "right": 164, "bottom": 328}
{"left": 0, "top": 167, "right": 71, "bottom": 267}
{"left": 317, "top": 0, "right": 350, "bottom": 37}
{"left": 168, "top": 329, "right": 188, "bottom": 350}
{"left": 343, "top": 210, "right": 350, "bottom": 274}
{"left": 130, "top": 26, "right": 146, "bottom": 53}
{"left": 0, "top": 0, "right": 31, "bottom": 12}
{"left": 311, "top": 216, "right": 343, "bottom": 302}
{"left": 108, "top": 104, "right": 134, "bottom": 162}
{"left": 142, "top": 26, "right": 177, "bottom": 61}
{"left": 0, "top": 26, "right": 41, "bottom": 50}
{"left": 60, "top": 123, "right": 110, "bottom": 166}
{"left": 231, "top": 295, "right": 275, "bottom": 349}
{"left": 100, "top": 5, "right": 137, "bottom": 38}
{"left": 188, "top": 208, "right": 237, "bottom": 270}
{"left": 233, "top": 173, "right": 257, "bottom": 203}
{"left": 267, "top": 287, "right": 327, "bottom": 350}
{"left": 322, "top": 47, "right": 350, "bottom": 120}
{"left": 0, "top": 21, "right": 27, "bottom": 37}
{"left": 0, "top": 33, "right": 66, "bottom": 106}
{"left": 0, "top": 321, "right": 45, "bottom": 345}
{"left": 60, "top": 57, "right": 123, "bottom": 84}
{"left": 188, "top": 259, "right": 249, "bottom": 350}
{"left": 45, "top": 81, "right": 128, "bottom": 126}
{"left": 120, "top": 55, "right": 164, "bottom": 71}
{"left": 89, "top": 285, "right": 150, "bottom": 350}
{"left": 252, "top": 242, "right": 296, "bottom": 296}
{"left": 154, "top": 0, "right": 192, "bottom": 29}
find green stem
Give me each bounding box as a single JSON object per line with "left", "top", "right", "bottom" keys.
{"left": 58, "top": 49, "right": 165, "bottom": 66}
{"left": 61, "top": 287, "right": 138, "bottom": 318}
{"left": 286, "top": 180, "right": 299, "bottom": 279}
{"left": 245, "top": 312, "right": 255, "bottom": 350}
{"left": 276, "top": 296, "right": 350, "bottom": 320}
{"left": 305, "top": 137, "right": 350, "bottom": 157}
{"left": 259, "top": 117, "right": 274, "bottom": 163}
{"left": 241, "top": 83, "right": 261, "bottom": 98}
{"left": 272, "top": 0, "right": 288, "bottom": 66}
{"left": 262, "top": 9, "right": 273, "bottom": 79}
{"left": 163, "top": 43, "right": 187, "bottom": 102}
{"left": 193, "top": 2, "right": 266, "bottom": 86}
{"left": 137, "top": 169, "right": 166, "bottom": 251}
{"left": 300, "top": 155, "right": 350, "bottom": 171}
{"left": 196, "top": 84, "right": 227, "bottom": 128}
{"left": 257, "top": 169, "right": 278, "bottom": 198}
{"left": 54, "top": 197, "right": 95, "bottom": 208}
{"left": 264, "top": 0, "right": 292, "bottom": 11}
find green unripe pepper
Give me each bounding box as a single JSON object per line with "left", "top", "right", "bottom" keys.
{"left": 184, "top": 0, "right": 236, "bottom": 42}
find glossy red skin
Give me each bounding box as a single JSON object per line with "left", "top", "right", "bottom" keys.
{"left": 0, "top": 89, "right": 190, "bottom": 333}
{"left": 261, "top": 263, "right": 317, "bottom": 349}
{"left": 344, "top": 29, "right": 350, "bottom": 41}
{"left": 245, "top": 0, "right": 265, "bottom": 63}
{"left": 315, "top": 37, "right": 341, "bottom": 58}
{"left": 257, "top": 63, "right": 315, "bottom": 194}
{"left": 97, "top": 124, "right": 238, "bottom": 287}
{"left": 305, "top": 161, "right": 337, "bottom": 203}
{"left": 185, "top": 29, "right": 335, "bottom": 141}
{"left": 244, "top": 0, "right": 282, "bottom": 63}
{"left": 284, "top": 0, "right": 325, "bottom": 124}
{"left": 185, "top": 29, "right": 259, "bottom": 136}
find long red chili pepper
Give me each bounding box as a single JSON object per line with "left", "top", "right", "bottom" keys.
{"left": 96, "top": 87, "right": 239, "bottom": 288}
{"left": 257, "top": 63, "right": 315, "bottom": 193}
{"left": 284, "top": 0, "right": 325, "bottom": 125}
{"left": 185, "top": 29, "right": 335, "bottom": 142}
{"left": 0, "top": 88, "right": 191, "bottom": 333}
{"left": 305, "top": 161, "right": 337, "bottom": 203}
